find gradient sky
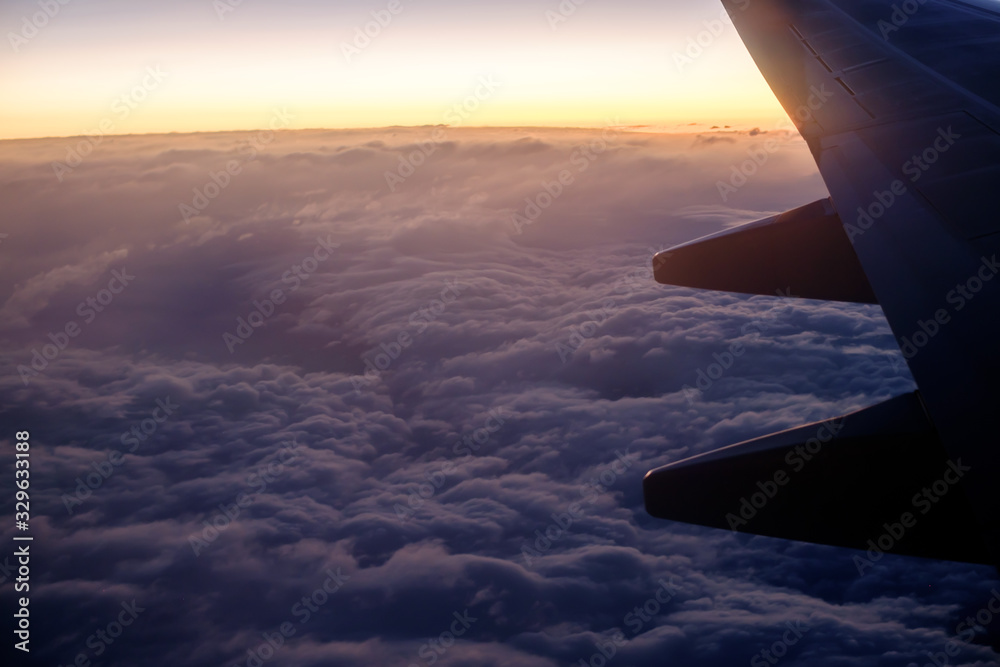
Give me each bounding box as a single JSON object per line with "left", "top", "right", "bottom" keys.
{"left": 1, "top": 0, "right": 787, "bottom": 139}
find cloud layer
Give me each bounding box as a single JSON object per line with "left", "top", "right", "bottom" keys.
{"left": 0, "top": 127, "right": 996, "bottom": 667}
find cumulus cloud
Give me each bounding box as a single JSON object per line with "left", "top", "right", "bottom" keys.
{"left": 0, "top": 128, "right": 996, "bottom": 667}
{"left": 0, "top": 248, "right": 129, "bottom": 331}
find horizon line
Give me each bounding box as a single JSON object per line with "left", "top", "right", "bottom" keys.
{"left": 0, "top": 121, "right": 789, "bottom": 144}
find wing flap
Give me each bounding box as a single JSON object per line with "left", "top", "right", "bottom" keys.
{"left": 643, "top": 392, "right": 991, "bottom": 564}
{"left": 653, "top": 198, "right": 877, "bottom": 303}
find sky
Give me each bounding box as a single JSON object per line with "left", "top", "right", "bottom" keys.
{"left": 3, "top": 1, "right": 1000, "bottom": 666}
{"left": 0, "top": 0, "right": 787, "bottom": 139}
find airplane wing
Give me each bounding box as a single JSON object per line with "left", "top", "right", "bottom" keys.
{"left": 644, "top": 0, "right": 1000, "bottom": 568}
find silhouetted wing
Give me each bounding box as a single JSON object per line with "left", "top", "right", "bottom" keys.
{"left": 645, "top": 0, "right": 1000, "bottom": 568}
